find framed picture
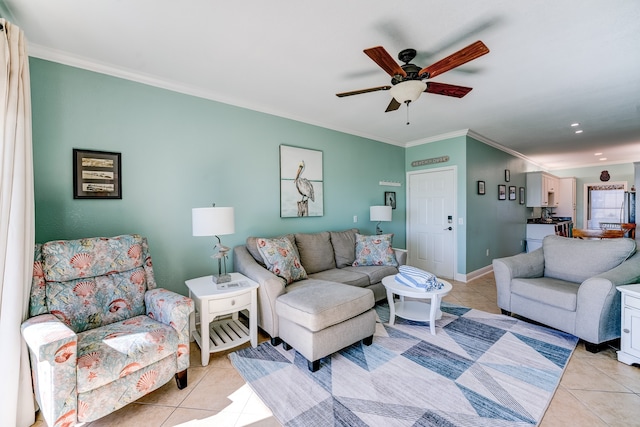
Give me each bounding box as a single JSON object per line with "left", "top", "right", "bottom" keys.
{"left": 498, "top": 184, "right": 506, "bottom": 200}
{"left": 385, "top": 191, "right": 396, "bottom": 209}
{"left": 519, "top": 187, "right": 526, "bottom": 204}
{"left": 73, "top": 149, "right": 121, "bottom": 199}
{"left": 477, "top": 180, "right": 485, "bottom": 195}
{"left": 509, "top": 185, "right": 517, "bottom": 200}
{"left": 280, "top": 145, "right": 324, "bottom": 217}
{"left": 505, "top": 169, "right": 510, "bottom": 182}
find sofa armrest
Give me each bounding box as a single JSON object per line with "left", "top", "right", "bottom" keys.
{"left": 492, "top": 249, "right": 544, "bottom": 311}
{"left": 576, "top": 252, "right": 640, "bottom": 343}
{"left": 233, "top": 245, "right": 287, "bottom": 338}
{"left": 21, "top": 314, "right": 78, "bottom": 426}
{"left": 393, "top": 248, "right": 407, "bottom": 266}
{"left": 145, "top": 288, "right": 194, "bottom": 370}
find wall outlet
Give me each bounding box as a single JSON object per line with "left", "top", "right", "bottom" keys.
{"left": 486, "top": 249, "right": 490, "bottom": 256}
{"left": 353, "top": 215, "right": 357, "bottom": 223}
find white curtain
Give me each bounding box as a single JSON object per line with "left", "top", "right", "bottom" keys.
{"left": 0, "top": 18, "right": 36, "bottom": 427}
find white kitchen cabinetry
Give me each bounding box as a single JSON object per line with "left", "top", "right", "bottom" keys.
{"left": 617, "top": 284, "right": 640, "bottom": 366}
{"left": 526, "top": 172, "right": 559, "bottom": 207}
{"left": 556, "top": 177, "right": 576, "bottom": 222}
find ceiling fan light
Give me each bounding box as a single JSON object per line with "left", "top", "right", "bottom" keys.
{"left": 389, "top": 80, "right": 427, "bottom": 103}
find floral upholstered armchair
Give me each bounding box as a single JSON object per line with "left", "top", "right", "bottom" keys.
{"left": 21, "top": 234, "right": 194, "bottom": 426}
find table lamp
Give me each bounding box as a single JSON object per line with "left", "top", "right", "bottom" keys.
{"left": 192, "top": 205, "right": 235, "bottom": 283}
{"left": 370, "top": 205, "right": 392, "bottom": 235}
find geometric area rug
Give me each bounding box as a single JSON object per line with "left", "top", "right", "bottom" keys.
{"left": 229, "top": 302, "right": 578, "bottom": 427}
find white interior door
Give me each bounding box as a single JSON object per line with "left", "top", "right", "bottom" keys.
{"left": 408, "top": 168, "right": 456, "bottom": 278}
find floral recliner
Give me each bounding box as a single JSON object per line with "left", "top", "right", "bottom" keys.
{"left": 21, "top": 234, "right": 194, "bottom": 426}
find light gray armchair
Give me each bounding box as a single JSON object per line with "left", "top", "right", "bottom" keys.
{"left": 493, "top": 235, "right": 640, "bottom": 352}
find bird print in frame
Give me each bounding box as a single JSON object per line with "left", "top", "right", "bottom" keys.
{"left": 280, "top": 145, "right": 324, "bottom": 217}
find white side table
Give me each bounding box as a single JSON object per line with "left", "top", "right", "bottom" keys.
{"left": 382, "top": 275, "right": 453, "bottom": 335}
{"left": 617, "top": 284, "right": 640, "bottom": 366}
{"left": 185, "top": 272, "right": 259, "bottom": 366}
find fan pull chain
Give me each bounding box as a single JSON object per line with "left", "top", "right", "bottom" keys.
{"left": 405, "top": 101, "right": 411, "bottom": 125}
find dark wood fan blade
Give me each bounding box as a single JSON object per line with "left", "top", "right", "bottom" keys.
{"left": 419, "top": 41, "right": 489, "bottom": 79}
{"left": 385, "top": 98, "right": 401, "bottom": 112}
{"left": 363, "top": 46, "right": 407, "bottom": 78}
{"left": 426, "top": 82, "right": 473, "bottom": 98}
{"left": 336, "top": 86, "right": 391, "bottom": 97}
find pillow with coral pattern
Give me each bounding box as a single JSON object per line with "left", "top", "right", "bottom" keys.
{"left": 352, "top": 233, "right": 398, "bottom": 267}
{"left": 256, "top": 237, "right": 307, "bottom": 284}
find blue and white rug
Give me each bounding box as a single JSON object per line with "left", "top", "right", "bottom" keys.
{"left": 229, "top": 303, "right": 578, "bottom": 426}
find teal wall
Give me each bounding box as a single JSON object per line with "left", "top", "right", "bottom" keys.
{"left": 466, "top": 137, "right": 529, "bottom": 270}
{"left": 554, "top": 163, "right": 634, "bottom": 228}
{"left": 30, "top": 58, "right": 406, "bottom": 296}
{"left": 405, "top": 135, "right": 530, "bottom": 277}
{"left": 29, "top": 58, "right": 637, "bottom": 289}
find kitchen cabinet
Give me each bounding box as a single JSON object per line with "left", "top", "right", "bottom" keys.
{"left": 617, "top": 284, "right": 640, "bottom": 366}
{"left": 556, "top": 177, "right": 576, "bottom": 222}
{"left": 526, "top": 172, "right": 559, "bottom": 207}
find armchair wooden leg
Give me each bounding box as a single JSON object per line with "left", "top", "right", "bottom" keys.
{"left": 308, "top": 359, "right": 320, "bottom": 372}
{"left": 501, "top": 309, "right": 512, "bottom": 316}
{"left": 363, "top": 335, "right": 373, "bottom": 346}
{"left": 175, "top": 369, "right": 188, "bottom": 389}
{"left": 282, "top": 341, "right": 292, "bottom": 351}
{"left": 584, "top": 341, "right": 607, "bottom": 353}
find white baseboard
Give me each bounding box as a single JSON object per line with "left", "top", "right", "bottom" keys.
{"left": 454, "top": 264, "right": 493, "bottom": 283}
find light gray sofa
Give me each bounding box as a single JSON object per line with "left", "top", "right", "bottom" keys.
{"left": 493, "top": 235, "right": 640, "bottom": 351}
{"left": 233, "top": 229, "right": 407, "bottom": 342}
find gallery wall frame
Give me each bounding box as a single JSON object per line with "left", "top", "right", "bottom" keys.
{"left": 477, "top": 180, "right": 485, "bottom": 195}
{"left": 498, "top": 184, "right": 506, "bottom": 200}
{"left": 509, "top": 186, "right": 517, "bottom": 200}
{"left": 385, "top": 191, "right": 396, "bottom": 209}
{"left": 519, "top": 187, "right": 526, "bottom": 204}
{"left": 73, "top": 149, "right": 121, "bottom": 199}
{"left": 280, "top": 145, "right": 324, "bottom": 217}
{"left": 505, "top": 169, "right": 510, "bottom": 182}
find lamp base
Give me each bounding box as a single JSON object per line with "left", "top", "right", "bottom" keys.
{"left": 211, "top": 274, "right": 232, "bottom": 284}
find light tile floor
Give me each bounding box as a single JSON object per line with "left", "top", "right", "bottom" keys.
{"left": 31, "top": 273, "right": 640, "bottom": 426}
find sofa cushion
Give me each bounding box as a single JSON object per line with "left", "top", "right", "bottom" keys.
{"left": 76, "top": 314, "right": 178, "bottom": 393}
{"left": 246, "top": 234, "right": 296, "bottom": 266}
{"left": 343, "top": 265, "right": 400, "bottom": 285}
{"left": 308, "top": 268, "right": 370, "bottom": 287}
{"left": 45, "top": 267, "right": 148, "bottom": 333}
{"left": 352, "top": 234, "right": 398, "bottom": 267}
{"left": 256, "top": 237, "right": 308, "bottom": 285}
{"left": 295, "top": 231, "right": 336, "bottom": 274}
{"left": 511, "top": 277, "right": 580, "bottom": 311}
{"left": 42, "top": 234, "right": 146, "bottom": 282}
{"left": 330, "top": 228, "right": 358, "bottom": 268}
{"left": 276, "top": 281, "right": 374, "bottom": 332}
{"left": 543, "top": 235, "right": 636, "bottom": 283}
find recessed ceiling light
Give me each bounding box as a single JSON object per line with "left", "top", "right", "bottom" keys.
{"left": 575, "top": 130, "right": 583, "bottom": 134}
{"left": 594, "top": 152, "right": 603, "bottom": 156}
{"left": 600, "top": 157, "right": 607, "bottom": 161}
{"left": 571, "top": 123, "right": 580, "bottom": 127}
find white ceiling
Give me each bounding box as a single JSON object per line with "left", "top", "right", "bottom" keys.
{"left": 3, "top": 0, "right": 640, "bottom": 170}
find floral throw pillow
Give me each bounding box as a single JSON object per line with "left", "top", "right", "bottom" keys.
{"left": 256, "top": 237, "right": 307, "bottom": 284}
{"left": 352, "top": 233, "right": 398, "bottom": 267}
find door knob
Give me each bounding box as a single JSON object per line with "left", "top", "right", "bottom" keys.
{"left": 444, "top": 227, "right": 452, "bottom": 231}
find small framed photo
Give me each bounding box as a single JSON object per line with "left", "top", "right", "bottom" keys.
{"left": 509, "top": 186, "right": 517, "bottom": 200}
{"left": 519, "top": 187, "right": 525, "bottom": 204}
{"left": 477, "top": 180, "right": 485, "bottom": 195}
{"left": 498, "top": 184, "right": 506, "bottom": 200}
{"left": 385, "top": 191, "right": 396, "bottom": 209}
{"left": 73, "top": 149, "right": 122, "bottom": 199}
{"left": 505, "top": 169, "right": 510, "bottom": 182}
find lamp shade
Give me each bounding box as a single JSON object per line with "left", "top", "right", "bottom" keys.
{"left": 370, "top": 205, "right": 392, "bottom": 222}
{"left": 192, "top": 207, "right": 235, "bottom": 236}
{"left": 389, "top": 80, "right": 427, "bottom": 103}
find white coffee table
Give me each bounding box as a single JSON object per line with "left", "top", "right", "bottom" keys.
{"left": 382, "top": 274, "right": 453, "bottom": 335}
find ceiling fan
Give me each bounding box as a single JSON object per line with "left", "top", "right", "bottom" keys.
{"left": 336, "top": 40, "right": 489, "bottom": 113}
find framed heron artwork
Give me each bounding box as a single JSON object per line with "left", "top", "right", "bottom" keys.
{"left": 280, "top": 145, "right": 324, "bottom": 217}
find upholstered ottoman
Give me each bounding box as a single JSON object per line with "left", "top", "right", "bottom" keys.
{"left": 275, "top": 281, "right": 376, "bottom": 371}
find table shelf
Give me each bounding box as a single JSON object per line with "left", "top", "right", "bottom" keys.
{"left": 193, "top": 318, "right": 250, "bottom": 352}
